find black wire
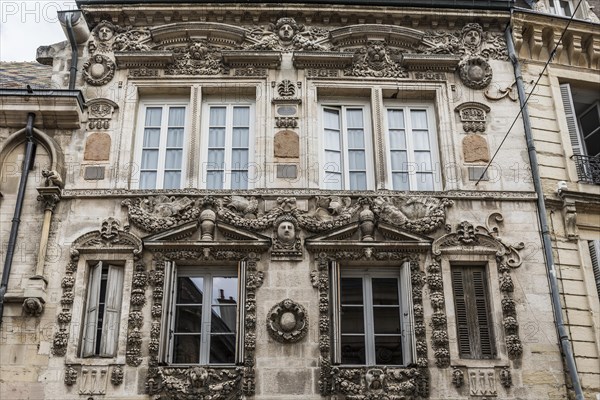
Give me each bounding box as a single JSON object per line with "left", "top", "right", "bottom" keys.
{"left": 475, "top": 0, "right": 584, "bottom": 186}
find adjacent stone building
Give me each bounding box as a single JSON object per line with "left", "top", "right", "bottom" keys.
{"left": 0, "top": 1, "right": 598, "bottom": 399}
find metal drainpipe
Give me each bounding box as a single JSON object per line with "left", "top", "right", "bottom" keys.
{"left": 505, "top": 25, "right": 584, "bottom": 400}
{"left": 65, "top": 12, "right": 78, "bottom": 90}
{"left": 0, "top": 113, "right": 37, "bottom": 326}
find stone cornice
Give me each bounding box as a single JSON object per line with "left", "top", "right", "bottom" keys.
{"left": 61, "top": 189, "right": 538, "bottom": 201}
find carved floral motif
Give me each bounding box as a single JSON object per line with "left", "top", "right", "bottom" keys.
{"left": 345, "top": 41, "right": 408, "bottom": 78}
{"left": 165, "top": 40, "right": 226, "bottom": 75}
{"left": 147, "top": 367, "right": 242, "bottom": 400}
{"left": 83, "top": 54, "right": 116, "bottom": 86}
{"left": 126, "top": 262, "right": 147, "bottom": 366}
{"left": 267, "top": 299, "right": 308, "bottom": 343}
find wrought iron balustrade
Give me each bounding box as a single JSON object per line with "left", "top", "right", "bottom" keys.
{"left": 572, "top": 154, "right": 600, "bottom": 185}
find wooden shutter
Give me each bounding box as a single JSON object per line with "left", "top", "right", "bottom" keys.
{"left": 452, "top": 266, "right": 496, "bottom": 359}
{"left": 160, "top": 261, "right": 176, "bottom": 363}
{"left": 560, "top": 83, "right": 585, "bottom": 157}
{"left": 99, "top": 265, "right": 124, "bottom": 357}
{"left": 330, "top": 261, "right": 341, "bottom": 364}
{"left": 589, "top": 241, "right": 600, "bottom": 300}
{"left": 82, "top": 262, "right": 102, "bottom": 357}
{"left": 235, "top": 261, "right": 246, "bottom": 365}
{"left": 400, "top": 262, "right": 416, "bottom": 365}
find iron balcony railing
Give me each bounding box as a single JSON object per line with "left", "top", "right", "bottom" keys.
{"left": 572, "top": 154, "right": 600, "bottom": 185}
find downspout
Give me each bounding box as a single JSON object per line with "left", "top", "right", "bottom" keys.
{"left": 505, "top": 23, "right": 584, "bottom": 400}
{"left": 64, "top": 12, "right": 78, "bottom": 90}
{"left": 0, "top": 113, "right": 37, "bottom": 326}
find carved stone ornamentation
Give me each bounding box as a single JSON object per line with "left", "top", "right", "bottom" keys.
{"left": 427, "top": 262, "right": 450, "bottom": 368}
{"left": 455, "top": 102, "right": 491, "bottom": 132}
{"left": 83, "top": 54, "right": 116, "bottom": 86}
{"left": 165, "top": 40, "right": 226, "bottom": 75}
{"left": 267, "top": 299, "right": 308, "bottom": 343}
{"left": 111, "top": 27, "right": 151, "bottom": 52}
{"left": 468, "top": 368, "right": 497, "bottom": 396}
{"left": 345, "top": 41, "right": 408, "bottom": 78}
{"left": 80, "top": 366, "right": 108, "bottom": 395}
{"left": 41, "top": 169, "right": 64, "bottom": 189}
{"left": 87, "top": 98, "right": 118, "bottom": 130}
{"left": 499, "top": 367, "right": 512, "bottom": 388}
{"left": 275, "top": 116, "right": 299, "bottom": 128}
{"left": 64, "top": 365, "right": 78, "bottom": 386}
{"left": 459, "top": 56, "right": 492, "bottom": 89}
{"left": 22, "top": 297, "right": 44, "bottom": 316}
{"left": 111, "top": 366, "right": 124, "bottom": 386}
{"left": 122, "top": 195, "right": 201, "bottom": 233}
{"left": 244, "top": 17, "right": 329, "bottom": 52}
{"left": 200, "top": 208, "right": 217, "bottom": 241}
{"left": 452, "top": 367, "right": 465, "bottom": 388}
{"left": 272, "top": 214, "right": 303, "bottom": 261}
{"left": 89, "top": 20, "right": 118, "bottom": 53}
{"left": 126, "top": 262, "right": 147, "bottom": 367}
{"left": 147, "top": 367, "right": 242, "bottom": 400}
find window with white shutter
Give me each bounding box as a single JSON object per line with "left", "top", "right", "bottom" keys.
{"left": 588, "top": 240, "right": 600, "bottom": 300}
{"left": 81, "top": 262, "right": 125, "bottom": 358}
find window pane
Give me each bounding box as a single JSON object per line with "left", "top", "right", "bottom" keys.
{"left": 209, "top": 107, "right": 226, "bottom": 126}
{"left": 414, "top": 151, "right": 432, "bottom": 171}
{"left": 341, "top": 306, "right": 364, "bottom": 333}
{"left": 341, "top": 335, "right": 366, "bottom": 365}
{"left": 173, "top": 335, "right": 200, "bottom": 363}
{"left": 141, "top": 150, "right": 158, "bottom": 169}
{"left": 209, "top": 128, "right": 226, "bottom": 147}
{"left": 392, "top": 173, "right": 409, "bottom": 191}
{"left": 145, "top": 107, "right": 162, "bottom": 126}
{"left": 212, "top": 277, "right": 238, "bottom": 304}
{"left": 165, "top": 149, "right": 183, "bottom": 169}
{"left": 389, "top": 129, "right": 406, "bottom": 149}
{"left": 231, "top": 172, "right": 249, "bottom": 190}
{"left": 410, "top": 110, "right": 428, "bottom": 129}
{"left": 324, "top": 109, "right": 340, "bottom": 130}
{"left": 349, "top": 172, "right": 367, "bottom": 190}
{"left": 348, "top": 150, "right": 366, "bottom": 170}
{"left": 412, "top": 130, "right": 431, "bottom": 151}
{"left": 233, "top": 107, "right": 250, "bottom": 126}
{"left": 168, "top": 107, "right": 185, "bottom": 126}
{"left": 325, "top": 150, "right": 341, "bottom": 167}
{"left": 375, "top": 336, "right": 403, "bottom": 365}
{"left": 372, "top": 278, "right": 399, "bottom": 305}
{"left": 209, "top": 334, "right": 236, "bottom": 364}
{"left": 175, "top": 306, "right": 202, "bottom": 332}
{"left": 324, "top": 172, "right": 342, "bottom": 190}
{"left": 232, "top": 149, "right": 249, "bottom": 167}
{"left": 163, "top": 171, "right": 181, "bottom": 189}
{"left": 341, "top": 278, "right": 363, "bottom": 304}
{"left": 416, "top": 173, "right": 434, "bottom": 191}
{"left": 325, "top": 129, "right": 341, "bottom": 150}
{"left": 177, "top": 277, "right": 203, "bottom": 303}
{"left": 207, "top": 149, "right": 225, "bottom": 167}
{"left": 346, "top": 108, "right": 364, "bottom": 127}
{"left": 211, "top": 306, "right": 237, "bottom": 333}
{"left": 347, "top": 129, "right": 365, "bottom": 148}
{"left": 387, "top": 109, "right": 405, "bottom": 129}
{"left": 390, "top": 150, "right": 408, "bottom": 171}
{"left": 139, "top": 172, "right": 156, "bottom": 189}
{"left": 232, "top": 128, "right": 249, "bottom": 148}
{"left": 206, "top": 171, "right": 223, "bottom": 189}
{"left": 167, "top": 128, "right": 184, "bottom": 147}
{"left": 143, "top": 128, "right": 161, "bottom": 147}
{"left": 373, "top": 308, "right": 401, "bottom": 334}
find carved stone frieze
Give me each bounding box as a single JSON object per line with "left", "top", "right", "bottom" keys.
{"left": 147, "top": 366, "right": 243, "bottom": 400}
{"left": 244, "top": 18, "right": 329, "bottom": 52}
{"left": 345, "top": 41, "right": 408, "bottom": 78}
{"left": 267, "top": 299, "right": 308, "bottom": 343}
{"left": 122, "top": 195, "right": 201, "bottom": 233}
{"left": 468, "top": 368, "right": 497, "bottom": 396}
{"left": 79, "top": 366, "right": 108, "bottom": 395}
{"left": 421, "top": 23, "right": 508, "bottom": 61}
{"left": 165, "top": 40, "right": 226, "bottom": 75}
{"left": 112, "top": 27, "right": 152, "bottom": 52}
{"left": 275, "top": 116, "right": 298, "bottom": 128}
{"left": 83, "top": 54, "right": 116, "bottom": 86}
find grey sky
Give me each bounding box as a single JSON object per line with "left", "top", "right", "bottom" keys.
{"left": 1, "top": 0, "right": 77, "bottom": 61}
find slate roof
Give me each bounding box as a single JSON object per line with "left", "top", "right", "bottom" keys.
{"left": 0, "top": 62, "right": 54, "bottom": 89}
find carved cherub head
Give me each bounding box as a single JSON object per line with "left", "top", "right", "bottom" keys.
{"left": 93, "top": 21, "right": 117, "bottom": 42}
{"left": 274, "top": 17, "right": 300, "bottom": 42}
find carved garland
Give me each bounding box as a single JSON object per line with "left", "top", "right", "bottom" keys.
{"left": 426, "top": 261, "right": 450, "bottom": 368}
{"left": 146, "top": 251, "right": 264, "bottom": 399}
{"left": 126, "top": 260, "right": 148, "bottom": 366}
{"left": 310, "top": 253, "right": 430, "bottom": 400}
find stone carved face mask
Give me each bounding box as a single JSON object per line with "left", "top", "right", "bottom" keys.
{"left": 278, "top": 24, "right": 294, "bottom": 40}
{"left": 277, "top": 221, "right": 296, "bottom": 243}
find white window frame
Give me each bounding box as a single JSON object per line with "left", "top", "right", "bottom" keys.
{"left": 200, "top": 100, "right": 255, "bottom": 190}
{"left": 332, "top": 263, "right": 414, "bottom": 367}
{"left": 165, "top": 265, "right": 240, "bottom": 366}
{"left": 548, "top": 0, "right": 574, "bottom": 16}
{"left": 80, "top": 261, "right": 125, "bottom": 358}
{"left": 319, "top": 102, "right": 375, "bottom": 190}
{"left": 134, "top": 100, "right": 189, "bottom": 190}
{"left": 383, "top": 103, "right": 441, "bottom": 191}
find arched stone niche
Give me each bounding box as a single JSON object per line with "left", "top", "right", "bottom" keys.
{"left": 84, "top": 132, "right": 111, "bottom": 161}
{"left": 274, "top": 130, "right": 299, "bottom": 158}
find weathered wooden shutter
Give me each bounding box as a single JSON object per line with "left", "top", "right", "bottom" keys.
{"left": 472, "top": 269, "right": 495, "bottom": 358}
{"left": 99, "top": 265, "right": 124, "bottom": 357}
{"left": 160, "top": 261, "right": 176, "bottom": 363}
{"left": 589, "top": 241, "right": 600, "bottom": 300}
{"left": 82, "top": 262, "right": 102, "bottom": 357}
{"left": 560, "top": 83, "right": 585, "bottom": 157}
{"left": 451, "top": 268, "right": 472, "bottom": 358}
{"left": 452, "top": 266, "right": 495, "bottom": 359}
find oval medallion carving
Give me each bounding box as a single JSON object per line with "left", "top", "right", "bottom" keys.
{"left": 267, "top": 299, "right": 308, "bottom": 343}
{"left": 83, "top": 54, "right": 116, "bottom": 86}
{"left": 459, "top": 56, "right": 492, "bottom": 90}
